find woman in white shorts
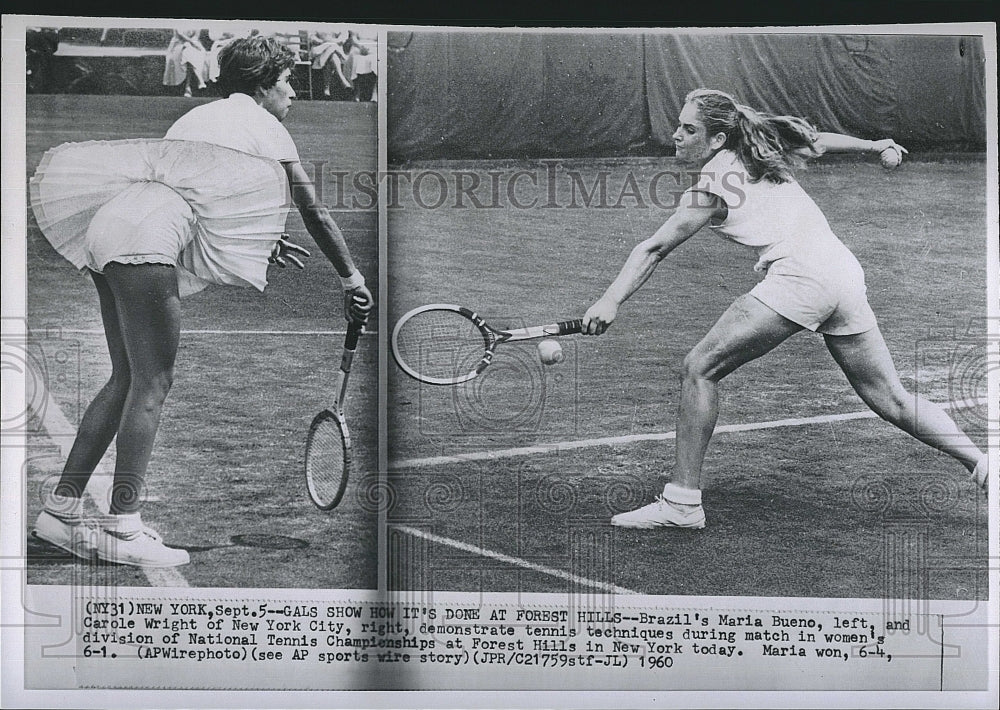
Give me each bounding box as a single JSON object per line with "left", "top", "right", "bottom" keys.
{"left": 30, "top": 37, "right": 373, "bottom": 566}
{"left": 583, "top": 88, "right": 987, "bottom": 529}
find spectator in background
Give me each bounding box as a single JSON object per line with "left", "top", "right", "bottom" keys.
{"left": 342, "top": 30, "right": 376, "bottom": 101}
{"left": 26, "top": 27, "right": 60, "bottom": 94}
{"left": 163, "top": 29, "right": 208, "bottom": 97}
{"left": 309, "top": 27, "right": 351, "bottom": 98}
{"left": 207, "top": 30, "right": 237, "bottom": 85}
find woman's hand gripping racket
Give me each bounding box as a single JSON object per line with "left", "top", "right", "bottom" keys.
{"left": 391, "top": 303, "right": 582, "bottom": 385}
{"left": 305, "top": 320, "right": 363, "bottom": 510}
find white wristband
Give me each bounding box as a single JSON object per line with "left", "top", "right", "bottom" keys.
{"left": 340, "top": 271, "right": 365, "bottom": 291}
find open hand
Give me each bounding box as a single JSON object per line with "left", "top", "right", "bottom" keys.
{"left": 269, "top": 235, "right": 311, "bottom": 269}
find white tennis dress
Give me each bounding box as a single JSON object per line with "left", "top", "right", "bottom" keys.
{"left": 687, "top": 149, "right": 877, "bottom": 335}
{"left": 29, "top": 94, "right": 298, "bottom": 297}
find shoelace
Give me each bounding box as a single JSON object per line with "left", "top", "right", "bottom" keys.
{"left": 103, "top": 528, "right": 157, "bottom": 542}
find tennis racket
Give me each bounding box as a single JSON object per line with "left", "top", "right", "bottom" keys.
{"left": 305, "top": 320, "right": 363, "bottom": 510}
{"left": 391, "top": 303, "right": 582, "bottom": 385}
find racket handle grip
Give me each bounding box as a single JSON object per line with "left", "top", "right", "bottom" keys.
{"left": 556, "top": 319, "right": 583, "bottom": 335}
{"left": 345, "top": 321, "right": 364, "bottom": 350}
{"left": 340, "top": 321, "right": 364, "bottom": 372}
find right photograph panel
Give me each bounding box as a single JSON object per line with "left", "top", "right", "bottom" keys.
{"left": 382, "top": 29, "right": 991, "bottom": 690}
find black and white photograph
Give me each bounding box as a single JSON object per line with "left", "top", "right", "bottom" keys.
{"left": 382, "top": 27, "right": 996, "bottom": 691}
{"left": 15, "top": 20, "right": 379, "bottom": 589}
{"left": 386, "top": 28, "right": 990, "bottom": 597}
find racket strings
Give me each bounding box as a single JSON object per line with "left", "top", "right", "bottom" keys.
{"left": 305, "top": 417, "right": 348, "bottom": 507}
{"left": 393, "top": 309, "right": 489, "bottom": 381}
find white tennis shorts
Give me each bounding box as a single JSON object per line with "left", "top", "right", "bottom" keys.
{"left": 750, "top": 252, "right": 877, "bottom": 336}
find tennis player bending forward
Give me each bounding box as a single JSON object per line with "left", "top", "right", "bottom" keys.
{"left": 30, "top": 37, "right": 373, "bottom": 566}
{"left": 582, "top": 88, "right": 987, "bottom": 529}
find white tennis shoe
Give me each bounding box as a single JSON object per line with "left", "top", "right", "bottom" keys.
{"left": 96, "top": 529, "right": 190, "bottom": 568}
{"left": 95, "top": 514, "right": 164, "bottom": 543}
{"left": 611, "top": 496, "right": 706, "bottom": 529}
{"left": 32, "top": 510, "right": 100, "bottom": 559}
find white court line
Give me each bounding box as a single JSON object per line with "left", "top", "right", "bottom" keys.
{"left": 58, "top": 328, "right": 377, "bottom": 336}
{"left": 25, "top": 374, "right": 190, "bottom": 588}
{"left": 390, "top": 396, "right": 989, "bottom": 470}
{"left": 391, "top": 395, "right": 985, "bottom": 591}
{"left": 391, "top": 525, "right": 637, "bottom": 595}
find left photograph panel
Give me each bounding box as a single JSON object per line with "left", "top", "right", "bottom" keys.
{"left": 21, "top": 21, "right": 379, "bottom": 589}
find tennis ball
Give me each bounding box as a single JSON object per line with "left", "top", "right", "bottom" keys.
{"left": 537, "top": 339, "right": 564, "bottom": 365}
{"left": 879, "top": 146, "right": 902, "bottom": 169}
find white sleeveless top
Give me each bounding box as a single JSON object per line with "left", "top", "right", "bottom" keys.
{"left": 686, "top": 149, "right": 851, "bottom": 273}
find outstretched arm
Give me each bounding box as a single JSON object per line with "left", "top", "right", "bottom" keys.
{"left": 813, "top": 132, "right": 908, "bottom": 157}
{"left": 582, "top": 191, "right": 722, "bottom": 335}
{"left": 283, "top": 161, "right": 373, "bottom": 323}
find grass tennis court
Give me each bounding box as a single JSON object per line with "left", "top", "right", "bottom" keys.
{"left": 20, "top": 94, "right": 989, "bottom": 598}
{"left": 23, "top": 95, "right": 377, "bottom": 588}
{"left": 386, "top": 154, "right": 989, "bottom": 600}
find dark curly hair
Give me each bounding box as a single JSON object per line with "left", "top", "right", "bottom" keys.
{"left": 216, "top": 36, "right": 296, "bottom": 98}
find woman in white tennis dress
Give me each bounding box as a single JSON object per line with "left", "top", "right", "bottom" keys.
{"left": 583, "top": 88, "right": 987, "bottom": 529}
{"left": 30, "top": 36, "right": 373, "bottom": 567}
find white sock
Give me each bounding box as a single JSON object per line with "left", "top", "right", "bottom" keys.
{"left": 103, "top": 512, "right": 144, "bottom": 537}
{"left": 662, "top": 483, "right": 702, "bottom": 506}
{"left": 44, "top": 492, "right": 83, "bottom": 519}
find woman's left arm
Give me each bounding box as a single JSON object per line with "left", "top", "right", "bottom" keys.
{"left": 283, "top": 161, "right": 373, "bottom": 323}
{"left": 813, "top": 132, "right": 908, "bottom": 156}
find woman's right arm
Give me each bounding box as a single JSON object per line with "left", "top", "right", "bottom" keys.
{"left": 283, "top": 161, "right": 373, "bottom": 323}
{"left": 582, "top": 191, "right": 722, "bottom": 335}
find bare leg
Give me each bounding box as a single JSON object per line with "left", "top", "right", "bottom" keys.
{"left": 611, "top": 295, "right": 802, "bottom": 528}
{"left": 54, "top": 272, "right": 131, "bottom": 499}
{"left": 673, "top": 294, "right": 803, "bottom": 489}
{"left": 321, "top": 62, "right": 332, "bottom": 96}
{"left": 101, "top": 263, "right": 181, "bottom": 514}
{"left": 331, "top": 56, "right": 350, "bottom": 88}
{"left": 824, "top": 327, "right": 984, "bottom": 473}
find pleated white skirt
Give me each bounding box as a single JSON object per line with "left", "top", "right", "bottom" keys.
{"left": 29, "top": 139, "right": 290, "bottom": 297}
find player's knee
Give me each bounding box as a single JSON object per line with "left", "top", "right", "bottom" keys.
{"left": 152, "top": 368, "right": 175, "bottom": 398}
{"left": 864, "top": 383, "right": 909, "bottom": 422}
{"left": 104, "top": 372, "right": 132, "bottom": 403}
{"left": 681, "top": 349, "right": 716, "bottom": 382}
{"left": 132, "top": 368, "right": 175, "bottom": 404}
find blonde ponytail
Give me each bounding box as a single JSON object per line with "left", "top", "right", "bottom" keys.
{"left": 685, "top": 89, "right": 821, "bottom": 183}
